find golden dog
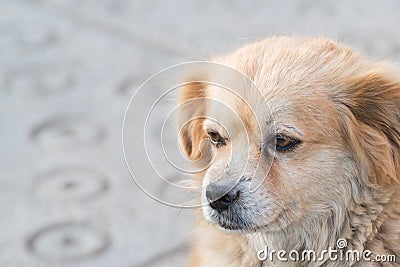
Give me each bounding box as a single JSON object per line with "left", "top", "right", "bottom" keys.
{"left": 178, "top": 37, "right": 400, "bottom": 266}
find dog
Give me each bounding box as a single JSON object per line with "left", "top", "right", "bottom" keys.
{"left": 177, "top": 37, "right": 400, "bottom": 266}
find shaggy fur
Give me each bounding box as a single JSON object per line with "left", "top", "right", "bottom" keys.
{"left": 178, "top": 37, "right": 400, "bottom": 266}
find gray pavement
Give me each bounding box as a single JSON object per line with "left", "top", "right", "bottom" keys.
{"left": 1, "top": 1, "right": 399, "bottom": 267}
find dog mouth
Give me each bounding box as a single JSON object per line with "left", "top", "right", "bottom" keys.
{"left": 215, "top": 216, "right": 249, "bottom": 231}
{"left": 203, "top": 182, "right": 279, "bottom": 232}
{"left": 207, "top": 206, "right": 257, "bottom": 231}
{"left": 205, "top": 203, "right": 286, "bottom": 232}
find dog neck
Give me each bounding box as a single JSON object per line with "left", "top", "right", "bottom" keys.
{"left": 243, "top": 185, "right": 399, "bottom": 266}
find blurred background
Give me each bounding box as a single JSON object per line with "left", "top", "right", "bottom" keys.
{"left": 1, "top": 1, "right": 399, "bottom": 267}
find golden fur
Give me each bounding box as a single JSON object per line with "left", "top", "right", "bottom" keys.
{"left": 178, "top": 37, "right": 400, "bottom": 266}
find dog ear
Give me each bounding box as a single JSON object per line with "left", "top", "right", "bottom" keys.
{"left": 337, "top": 69, "right": 400, "bottom": 185}
{"left": 177, "top": 81, "right": 208, "bottom": 161}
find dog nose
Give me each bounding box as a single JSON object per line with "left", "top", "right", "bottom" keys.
{"left": 206, "top": 182, "right": 240, "bottom": 212}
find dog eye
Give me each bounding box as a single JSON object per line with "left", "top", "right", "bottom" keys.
{"left": 275, "top": 134, "right": 298, "bottom": 152}
{"left": 207, "top": 131, "right": 225, "bottom": 147}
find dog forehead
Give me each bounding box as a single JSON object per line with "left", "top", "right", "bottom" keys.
{"left": 213, "top": 37, "right": 358, "bottom": 96}
{"left": 204, "top": 37, "right": 359, "bottom": 137}
{"left": 205, "top": 84, "right": 273, "bottom": 135}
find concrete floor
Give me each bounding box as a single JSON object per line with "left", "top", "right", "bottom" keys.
{"left": 1, "top": 1, "right": 399, "bottom": 266}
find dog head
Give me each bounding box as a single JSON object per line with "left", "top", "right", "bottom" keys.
{"left": 178, "top": 37, "right": 400, "bottom": 232}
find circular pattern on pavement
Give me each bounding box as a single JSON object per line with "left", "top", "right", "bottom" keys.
{"left": 26, "top": 222, "right": 111, "bottom": 262}
{"left": 36, "top": 166, "right": 109, "bottom": 201}
{"left": 31, "top": 116, "right": 106, "bottom": 149}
